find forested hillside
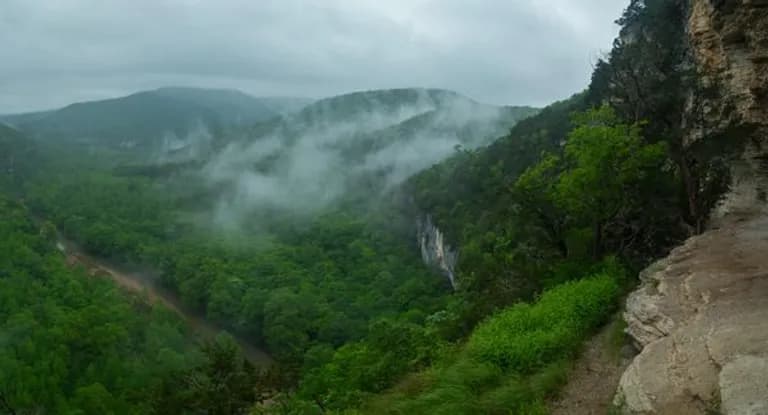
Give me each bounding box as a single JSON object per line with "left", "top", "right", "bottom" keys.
{"left": 0, "top": 0, "right": 754, "bottom": 413}
{"left": 1, "top": 87, "right": 312, "bottom": 157}
{"left": 354, "top": 0, "right": 746, "bottom": 413}
{"left": 0, "top": 87, "right": 536, "bottom": 413}
{"left": 206, "top": 88, "right": 537, "bottom": 217}
{"left": 0, "top": 197, "right": 268, "bottom": 414}
{"left": 403, "top": 0, "right": 734, "bottom": 322}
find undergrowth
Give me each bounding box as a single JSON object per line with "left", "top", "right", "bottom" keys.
{"left": 363, "top": 272, "right": 622, "bottom": 414}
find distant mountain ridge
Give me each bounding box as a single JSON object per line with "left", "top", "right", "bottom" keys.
{"left": 0, "top": 87, "right": 313, "bottom": 151}
{"left": 234, "top": 88, "right": 536, "bottom": 145}
{"left": 2, "top": 87, "right": 538, "bottom": 206}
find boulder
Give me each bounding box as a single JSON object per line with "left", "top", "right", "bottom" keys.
{"left": 615, "top": 214, "right": 768, "bottom": 414}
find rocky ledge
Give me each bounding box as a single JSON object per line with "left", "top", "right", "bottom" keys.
{"left": 615, "top": 213, "right": 768, "bottom": 414}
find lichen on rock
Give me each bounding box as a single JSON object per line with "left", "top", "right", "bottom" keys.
{"left": 686, "top": 0, "right": 768, "bottom": 218}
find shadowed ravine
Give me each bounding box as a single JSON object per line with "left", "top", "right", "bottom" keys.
{"left": 55, "top": 236, "right": 273, "bottom": 366}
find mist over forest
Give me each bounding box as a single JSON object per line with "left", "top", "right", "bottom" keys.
{"left": 203, "top": 88, "right": 536, "bottom": 224}
{"left": 4, "top": 0, "right": 759, "bottom": 414}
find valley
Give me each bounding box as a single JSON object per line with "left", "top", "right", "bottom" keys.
{"left": 2, "top": 0, "right": 767, "bottom": 414}
{"left": 55, "top": 234, "right": 273, "bottom": 365}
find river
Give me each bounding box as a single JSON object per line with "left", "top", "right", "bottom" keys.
{"left": 55, "top": 237, "right": 273, "bottom": 366}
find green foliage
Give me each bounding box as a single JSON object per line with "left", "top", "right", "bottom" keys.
{"left": 0, "top": 195, "right": 274, "bottom": 414}
{"left": 296, "top": 318, "right": 447, "bottom": 411}
{"left": 590, "top": 0, "right": 733, "bottom": 231}
{"left": 406, "top": 93, "right": 590, "bottom": 319}
{"left": 0, "top": 197, "right": 196, "bottom": 414}
{"left": 409, "top": 93, "right": 586, "bottom": 243}
{"left": 12, "top": 99, "right": 671, "bottom": 415}
{"left": 516, "top": 105, "right": 670, "bottom": 259}
{"left": 1, "top": 6, "right": 714, "bottom": 408}
{"left": 20, "top": 152, "right": 452, "bottom": 399}
{"left": 466, "top": 274, "right": 619, "bottom": 371}
{"left": 364, "top": 270, "right": 622, "bottom": 415}
{"left": 151, "top": 335, "right": 262, "bottom": 415}
{"left": 557, "top": 107, "right": 666, "bottom": 224}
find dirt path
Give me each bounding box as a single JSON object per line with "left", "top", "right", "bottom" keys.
{"left": 548, "top": 317, "right": 633, "bottom": 415}
{"left": 56, "top": 238, "right": 273, "bottom": 366}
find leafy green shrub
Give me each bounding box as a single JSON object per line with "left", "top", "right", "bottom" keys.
{"left": 363, "top": 271, "right": 622, "bottom": 414}
{"left": 0, "top": 198, "right": 198, "bottom": 414}
{"left": 466, "top": 273, "right": 619, "bottom": 372}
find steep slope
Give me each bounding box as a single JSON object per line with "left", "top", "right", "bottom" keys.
{"left": 406, "top": 93, "right": 591, "bottom": 307}
{"left": 613, "top": 1, "right": 768, "bottom": 413}
{"left": 408, "top": 92, "right": 585, "bottom": 238}
{"left": 365, "top": 1, "right": 766, "bottom": 414}
{"left": 686, "top": 0, "right": 768, "bottom": 217}
{"left": 405, "top": 0, "right": 766, "bottom": 316}
{"left": 3, "top": 0, "right": 763, "bottom": 412}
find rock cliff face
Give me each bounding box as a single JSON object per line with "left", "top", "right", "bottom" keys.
{"left": 616, "top": 1, "right": 768, "bottom": 413}
{"left": 686, "top": 0, "right": 768, "bottom": 216}
{"left": 416, "top": 215, "right": 458, "bottom": 289}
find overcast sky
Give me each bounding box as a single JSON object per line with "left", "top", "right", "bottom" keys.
{"left": 0, "top": 0, "right": 626, "bottom": 113}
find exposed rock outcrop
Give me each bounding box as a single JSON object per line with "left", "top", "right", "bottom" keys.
{"left": 615, "top": 213, "right": 768, "bottom": 414}
{"left": 686, "top": 0, "right": 768, "bottom": 217}
{"left": 614, "top": 3, "right": 768, "bottom": 412}
{"left": 417, "top": 215, "right": 458, "bottom": 289}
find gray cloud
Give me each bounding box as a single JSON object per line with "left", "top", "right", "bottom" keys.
{"left": 0, "top": 0, "right": 625, "bottom": 113}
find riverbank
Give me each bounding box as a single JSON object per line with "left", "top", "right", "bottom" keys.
{"left": 56, "top": 236, "right": 273, "bottom": 366}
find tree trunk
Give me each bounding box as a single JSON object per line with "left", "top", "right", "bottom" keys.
{"left": 557, "top": 237, "right": 569, "bottom": 259}
{"left": 679, "top": 156, "right": 702, "bottom": 234}
{"left": 593, "top": 221, "right": 603, "bottom": 259}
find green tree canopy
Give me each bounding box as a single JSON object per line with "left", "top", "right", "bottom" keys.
{"left": 515, "top": 106, "right": 668, "bottom": 259}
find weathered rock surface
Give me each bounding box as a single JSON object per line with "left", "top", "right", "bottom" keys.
{"left": 686, "top": 0, "right": 768, "bottom": 217}
{"left": 687, "top": 0, "right": 768, "bottom": 133}
{"left": 615, "top": 213, "right": 768, "bottom": 414}
{"left": 416, "top": 214, "right": 458, "bottom": 289}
